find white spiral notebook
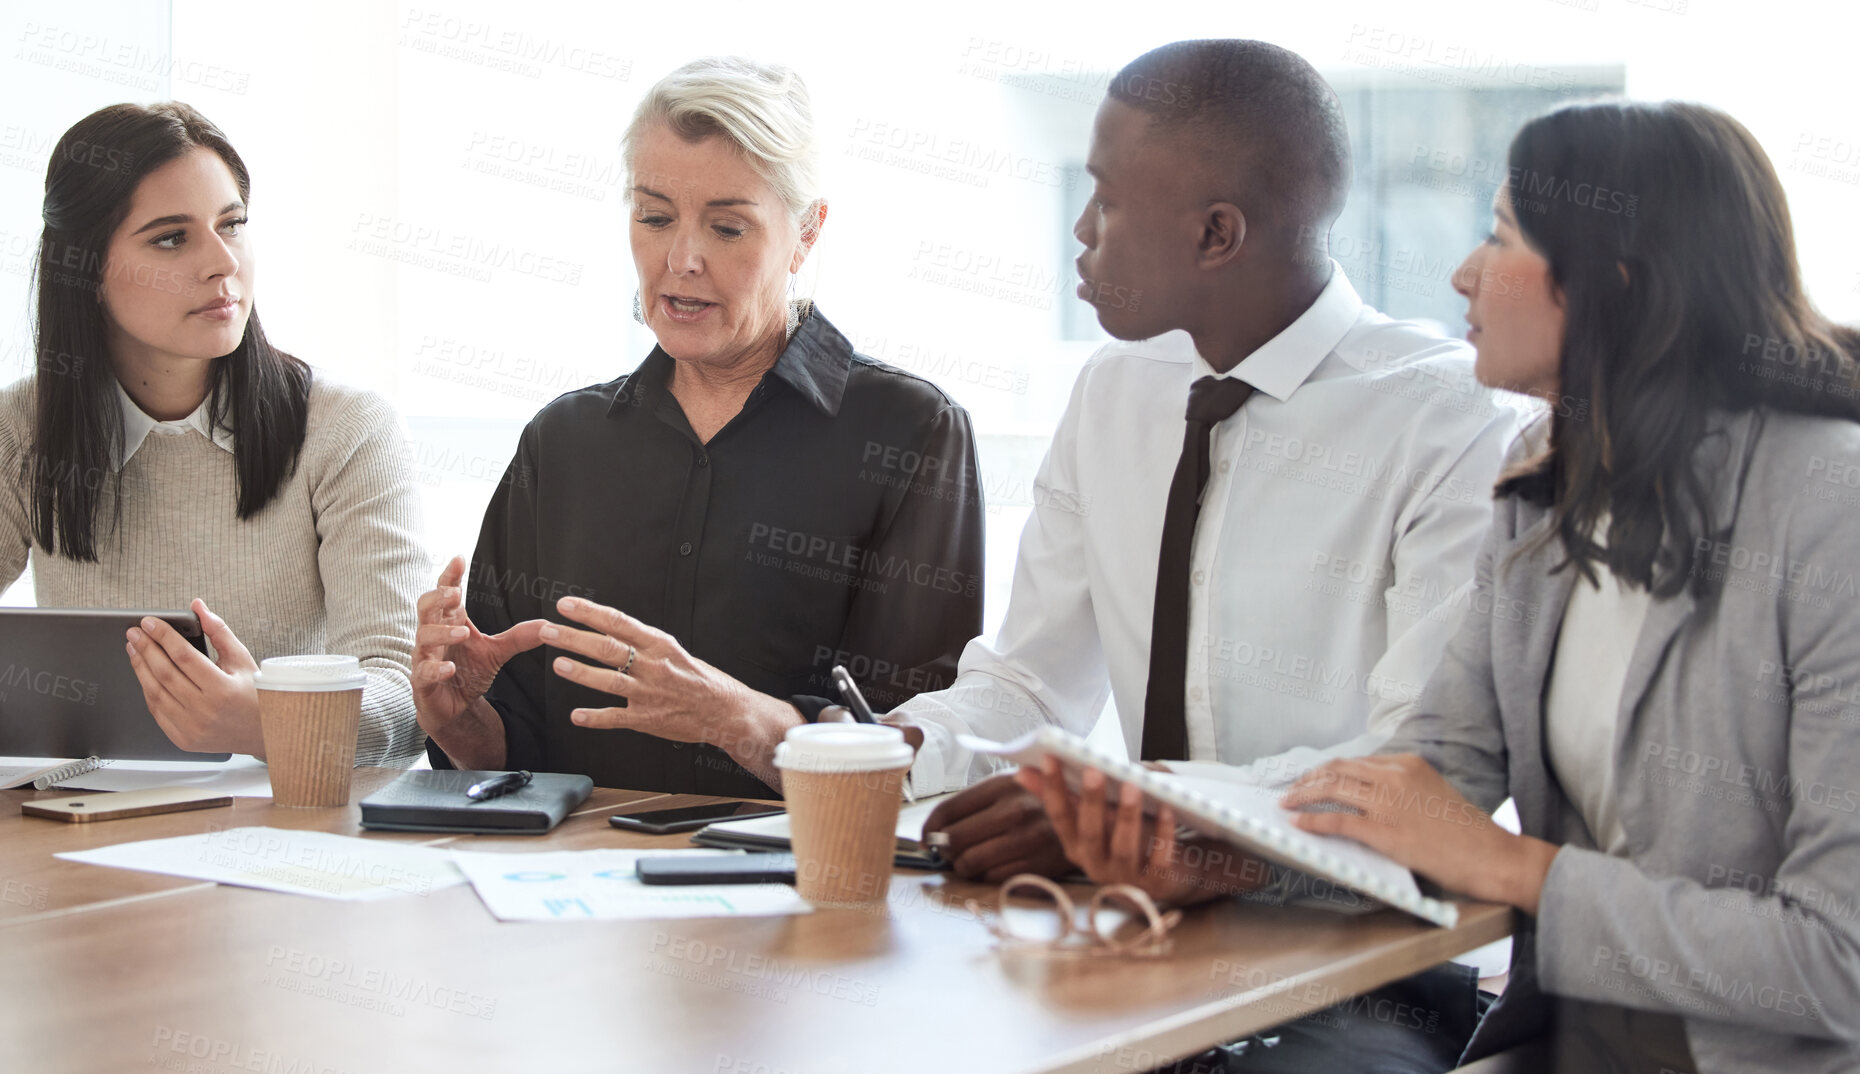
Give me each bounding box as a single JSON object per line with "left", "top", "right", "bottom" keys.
{"left": 0, "top": 756, "right": 112, "bottom": 791}
{"left": 960, "top": 727, "right": 1459, "bottom": 928}
{"left": 1, "top": 755, "right": 273, "bottom": 796}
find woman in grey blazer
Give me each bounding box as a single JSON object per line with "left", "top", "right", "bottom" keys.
{"left": 1275, "top": 102, "right": 1860, "bottom": 1071}
{"left": 1027, "top": 99, "right": 1860, "bottom": 1073}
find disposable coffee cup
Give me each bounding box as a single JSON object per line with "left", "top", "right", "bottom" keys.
{"left": 255, "top": 655, "right": 366, "bottom": 808}
{"left": 775, "top": 724, "right": 913, "bottom": 905}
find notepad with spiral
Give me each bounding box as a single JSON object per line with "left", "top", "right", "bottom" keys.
{"left": 960, "top": 727, "right": 1460, "bottom": 928}
{"left": 0, "top": 756, "right": 113, "bottom": 791}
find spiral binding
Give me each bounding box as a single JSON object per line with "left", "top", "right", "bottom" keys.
{"left": 32, "top": 756, "right": 110, "bottom": 791}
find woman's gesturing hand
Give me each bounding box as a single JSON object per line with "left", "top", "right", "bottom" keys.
{"left": 411, "top": 556, "right": 547, "bottom": 736}
{"left": 542, "top": 595, "right": 802, "bottom": 785}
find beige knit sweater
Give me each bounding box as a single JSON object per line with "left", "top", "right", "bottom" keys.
{"left": 0, "top": 376, "right": 428, "bottom": 767}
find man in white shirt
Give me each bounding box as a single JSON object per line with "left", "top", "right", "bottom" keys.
{"left": 893, "top": 39, "right": 1521, "bottom": 1073}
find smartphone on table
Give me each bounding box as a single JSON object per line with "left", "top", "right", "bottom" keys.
{"left": 635, "top": 852, "right": 796, "bottom": 885}
{"left": 607, "top": 801, "right": 784, "bottom": 834}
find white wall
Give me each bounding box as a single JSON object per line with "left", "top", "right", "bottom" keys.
{"left": 0, "top": 1, "right": 174, "bottom": 605}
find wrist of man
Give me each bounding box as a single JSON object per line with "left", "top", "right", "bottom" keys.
{"left": 882, "top": 716, "right": 925, "bottom": 751}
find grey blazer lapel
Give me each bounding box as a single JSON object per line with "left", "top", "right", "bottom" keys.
{"left": 1493, "top": 503, "right": 1576, "bottom": 838}
{"left": 1609, "top": 410, "right": 1758, "bottom": 852}
{"left": 1611, "top": 584, "right": 1698, "bottom": 811}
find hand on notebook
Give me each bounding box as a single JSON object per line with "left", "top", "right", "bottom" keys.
{"left": 1019, "top": 757, "right": 1270, "bottom": 907}
{"left": 1282, "top": 754, "right": 1559, "bottom": 914}
{"left": 124, "top": 598, "right": 264, "bottom": 756}
{"left": 921, "top": 774, "right": 1074, "bottom": 882}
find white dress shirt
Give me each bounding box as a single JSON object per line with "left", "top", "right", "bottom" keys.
{"left": 113, "top": 379, "right": 236, "bottom": 470}
{"left": 891, "top": 266, "right": 1526, "bottom": 795}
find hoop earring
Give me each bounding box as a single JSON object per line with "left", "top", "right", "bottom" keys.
{"left": 632, "top": 289, "right": 646, "bottom": 325}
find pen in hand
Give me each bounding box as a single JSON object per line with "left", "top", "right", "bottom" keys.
{"left": 830, "top": 665, "right": 878, "bottom": 724}
{"left": 466, "top": 770, "right": 532, "bottom": 802}
{"left": 831, "top": 666, "right": 915, "bottom": 804}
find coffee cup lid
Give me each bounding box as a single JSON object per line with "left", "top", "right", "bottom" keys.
{"left": 253, "top": 655, "right": 366, "bottom": 692}
{"left": 774, "top": 723, "right": 912, "bottom": 773}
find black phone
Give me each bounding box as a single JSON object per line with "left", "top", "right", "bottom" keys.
{"left": 635, "top": 852, "right": 796, "bottom": 885}
{"left": 607, "top": 801, "right": 785, "bottom": 834}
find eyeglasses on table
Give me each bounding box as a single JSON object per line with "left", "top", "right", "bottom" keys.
{"left": 965, "top": 873, "right": 1184, "bottom": 958}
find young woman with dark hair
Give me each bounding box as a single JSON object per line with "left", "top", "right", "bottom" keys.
{"left": 1, "top": 102, "right": 428, "bottom": 766}
{"left": 1031, "top": 100, "right": 1860, "bottom": 1072}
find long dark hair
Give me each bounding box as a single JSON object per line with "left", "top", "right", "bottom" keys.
{"left": 1494, "top": 100, "right": 1860, "bottom": 596}
{"left": 32, "top": 101, "right": 310, "bottom": 561}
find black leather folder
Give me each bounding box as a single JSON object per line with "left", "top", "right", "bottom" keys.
{"left": 359, "top": 770, "right": 593, "bottom": 834}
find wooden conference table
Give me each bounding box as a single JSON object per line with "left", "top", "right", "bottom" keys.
{"left": 0, "top": 771, "right": 1512, "bottom": 1074}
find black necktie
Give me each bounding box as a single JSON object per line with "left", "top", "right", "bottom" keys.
{"left": 1141, "top": 375, "right": 1256, "bottom": 761}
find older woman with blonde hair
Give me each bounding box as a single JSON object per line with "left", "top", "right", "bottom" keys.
{"left": 411, "top": 57, "right": 985, "bottom": 796}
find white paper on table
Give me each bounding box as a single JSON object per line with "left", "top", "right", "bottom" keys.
{"left": 55, "top": 826, "right": 466, "bottom": 901}
{"left": 450, "top": 848, "right": 814, "bottom": 921}
{"left": 0, "top": 754, "right": 275, "bottom": 796}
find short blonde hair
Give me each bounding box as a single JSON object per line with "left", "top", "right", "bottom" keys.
{"left": 623, "top": 56, "right": 822, "bottom": 226}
